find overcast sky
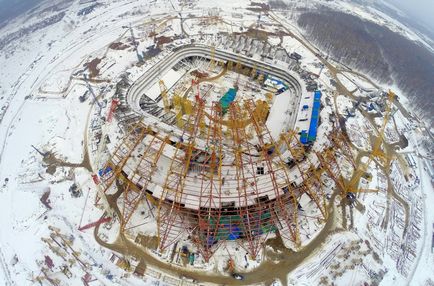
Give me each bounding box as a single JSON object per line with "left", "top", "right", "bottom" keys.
{"left": 385, "top": 0, "right": 434, "bottom": 30}
{"left": 1, "top": 0, "right": 433, "bottom": 33}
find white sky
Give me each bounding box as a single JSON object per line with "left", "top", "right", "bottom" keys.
{"left": 385, "top": 0, "right": 434, "bottom": 31}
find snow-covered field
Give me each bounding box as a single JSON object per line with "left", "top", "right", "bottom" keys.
{"left": 0, "top": 0, "right": 433, "bottom": 285}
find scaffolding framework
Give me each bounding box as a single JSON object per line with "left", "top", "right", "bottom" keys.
{"left": 157, "top": 95, "right": 207, "bottom": 251}
{"left": 279, "top": 131, "right": 328, "bottom": 219}
{"left": 119, "top": 134, "right": 167, "bottom": 230}
{"left": 243, "top": 100, "right": 302, "bottom": 246}
{"left": 194, "top": 102, "right": 224, "bottom": 260}
{"left": 96, "top": 122, "right": 147, "bottom": 205}
{"left": 98, "top": 99, "right": 333, "bottom": 261}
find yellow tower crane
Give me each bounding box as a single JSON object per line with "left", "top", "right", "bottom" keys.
{"left": 159, "top": 80, "right": 170, "bottom": 112}
{"left": 235, "top": 55, "right": 242, "bottom": 72}
{"left": 250, "top": 64, "right": 257, "bottom": 79}
{"left": 344, "top": 90, "right": 395, "bottom": 195}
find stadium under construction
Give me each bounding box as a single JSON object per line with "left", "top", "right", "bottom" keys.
{"left": 94, "top": 39, "right": 342, "bottom": 265}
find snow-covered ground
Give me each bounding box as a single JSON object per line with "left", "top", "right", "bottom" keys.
{"left": 0, "top": 0, "right": 433, "bottom": 285}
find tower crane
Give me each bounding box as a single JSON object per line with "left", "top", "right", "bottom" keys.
{"left": 159, "top": 80, "right": 171, "bottom": 111}
{"left": 83, "top": 74, "right": 102, "bottom": 111}
{"left": 344, "top": 90, "right": 395, "bottom": 195}
{"left": 128, "top": 23, "right": 143, "bottom": 62}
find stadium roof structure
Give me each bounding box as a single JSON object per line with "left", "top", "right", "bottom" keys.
{"left": 97, "top": 98, "right": 328, "bottom": 261}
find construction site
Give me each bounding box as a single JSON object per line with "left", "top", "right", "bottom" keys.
{"left": 1, "top": 1, "right": 433, "bottom": 285}
{"left": 83, "top": 29, "right": 399, "bottom": 282}
{"left": 96, "top": 39, "right": 329, "bottom": 258}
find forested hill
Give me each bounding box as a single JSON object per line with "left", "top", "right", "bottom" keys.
{"left": 297, "top": 10, "right": 434, "bottom": 124}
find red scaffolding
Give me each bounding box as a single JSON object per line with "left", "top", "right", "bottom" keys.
{"left": 96, "top": 99, "right": 331, "bottom": 261}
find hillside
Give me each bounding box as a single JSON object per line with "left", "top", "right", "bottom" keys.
{"left": 297, "top": 9, "right": 434, "bottom": 124}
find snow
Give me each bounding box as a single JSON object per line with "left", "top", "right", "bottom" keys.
{"left": 337, "top": 73, "right": 357, "bottom": 92}
{"left": 297, "top": 0, "right": 433, "bottom": 53}
{"left": 0, "top": 0, "right": 433, "bottom": 285}
{"left": 408, "top": 156, "right": 434, "bottom": 285}
{"left": 336, "top": 95, "right": 354, "bottom": 115}
{"left": 266, "top": 90, "right": 295, "bottom": 139}
{"left": 145, "top": 69, "right": 184, "bottom": 101}
{"left": 341, "top": 71, "right": 376, "bottom": 92}
{"left": 346, "top": 113, "right": 372, "bottom": 151}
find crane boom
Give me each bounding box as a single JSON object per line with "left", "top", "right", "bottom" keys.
{"left": 79, "top": 217, "right": 111, "bottom": 231}
{"left": 83, "top": 74, "right": 102, "bottom": 109}
{"left": 129, "top": 24, "right": 143, "bottom": 62}
{"left": 346, "top": 90, "right": 395, "bottom": 194}
{"left": 159, "top": 80, "right": 170, "bottom": 111}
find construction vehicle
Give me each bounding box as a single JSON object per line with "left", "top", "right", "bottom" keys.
{"left": 232, "top": 273, "right": 244, "bottom": 280}
{"left": 180, "top": 245, "right": 189, "bottom": 257}
{"left": 225, "top": 258, "right": 244, "bottom": 280}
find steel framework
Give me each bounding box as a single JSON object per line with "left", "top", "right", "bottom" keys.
{"left": 97, "top": 98, "right": 330, "bottom": 261}
{"left": 316, "top": 90, "right": 395, "bottom": 196}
